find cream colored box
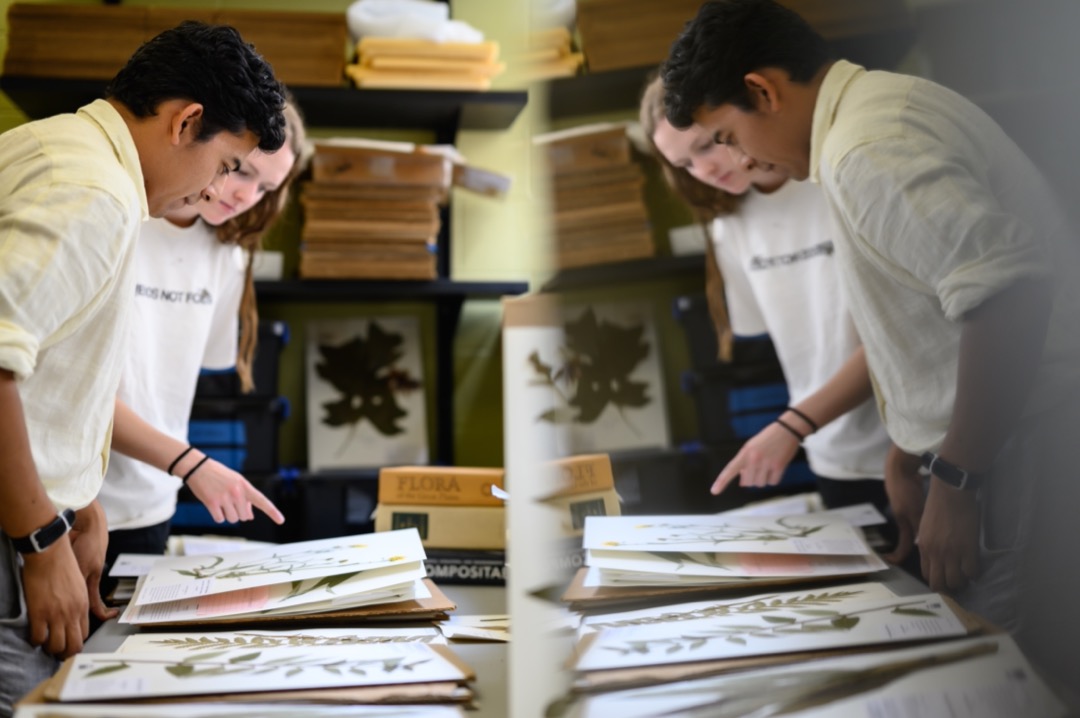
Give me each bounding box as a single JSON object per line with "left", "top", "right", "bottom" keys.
{"left": 542, "top": 488, "right": 621, "bottom": 538}
{"left": 373, "top": 503, "right": 506, "bottom": 550}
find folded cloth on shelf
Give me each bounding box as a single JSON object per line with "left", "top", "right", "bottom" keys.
{"left": 347, "top": 0, "right": 484, "bottom": 44}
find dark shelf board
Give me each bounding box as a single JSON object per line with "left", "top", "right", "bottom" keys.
{"left": 0, "top": 76, "right": 528, "bottom": 131}
{"left": 541, "top": 254, "right": 704, "bottom": 292}
{"left": 255, "top": 278, "right": 529, "bottom": 302}
{"left": 548, "top": 65, "right": 655, "bottom": 120}
{"left": 546, "top": 29, "right": 916, "bottom": 120}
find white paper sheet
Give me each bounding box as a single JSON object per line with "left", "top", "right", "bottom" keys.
{"left": 585, "top": 547, "right": 887, "bottom": 581}
{"left": 577, "top": 582, "right": 898, "bottom": 636}
{"left": 172, "top": 535, "right": 280, "bottom": 556}
{"left": 116, "top": 626, "right": 446, "bottom": 654}
{"left": 134, "top": 529, "right": 425, "bottom": 606}
{"left": 573, "top": 592, "right": 968, "bottom": 672}
{"left": 108, "top": 553, "right": 162, "bottom": 578}
{"left": 57, "top": 642, "right": 466, "bottom": 701}
{"left": 438, "top": 614, "right": 510, "bottom": 642}
{"left": 583, "top": 515, "right": 873, "bottom": 555}
{"left": 119, "top": 567, "right": 426, "bottom": 625}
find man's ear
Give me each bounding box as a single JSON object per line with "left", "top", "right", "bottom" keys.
{"left": 743, "top": 71, "right": 782, "bottom": 113}
{"left": 170, "top": 102, "right": 205, "bottom": 146}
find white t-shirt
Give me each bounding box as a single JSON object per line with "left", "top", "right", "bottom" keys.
{"left": 97, "top": 218, "right": 245, "bottom": 530}
{"left": 0, "top": 100, "right": 147, "bottom": 512}
{"left": 711, "top": 179, "right": 891, "bottom": 479}
{"left": 811, "top": 60, "right": 1080, "bottom": 452}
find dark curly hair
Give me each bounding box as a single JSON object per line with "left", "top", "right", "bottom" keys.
{"left": 661, "top": 0, "right": 831, "bottom": 129}
{"left": 106, "top": 21, "right": 286, "bottom": 152}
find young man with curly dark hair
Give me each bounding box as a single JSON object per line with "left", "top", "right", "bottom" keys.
{"left": 661, "top": 0, "right": 1080, "bottom": 687}
{"left": 0, "top": 21, "right": 286, "bottom": 713}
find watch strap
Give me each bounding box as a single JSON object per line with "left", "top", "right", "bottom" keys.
{"left": 920, "top": 451, "right": 983, "bottom": 491}
{"left": 9, "top": 508, "right": 76, "bottom": 554}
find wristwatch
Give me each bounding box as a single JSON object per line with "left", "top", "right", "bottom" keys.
{"left": 920, "top": 452, "right": 983, "bottom": 491}
{"left": 9, "top": 508, "right": 76, "bottom": 554}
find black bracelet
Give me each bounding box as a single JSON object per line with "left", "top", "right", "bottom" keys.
{"left": 181, "top": 455, "right": 211, "bottom": 484}
{"left": 167, "top": 446, "right": 195, "bottom": 476}
{"left": 786, "top": 406, "right": 819, "bottom": 434}
{"left": 774, "top": 418, "right": 806, "bottom": 443}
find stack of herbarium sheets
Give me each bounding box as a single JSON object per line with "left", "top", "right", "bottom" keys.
{"left": 21, "top": 624, "right": 475, "bottom": 707}
{"left": 562, "top": 633, "right": 1066, "bottom": 718}
{"left": 119, "top": 529, "right": 444, "bottom": 626}
{"left": 573, "top": 513, "right": 887, "bottom": 600}
{"left": 44, "top": 639, "right": 473, "bottom": 704}
{"left": 567, "top": 581, "right": 981, "bottom": 684}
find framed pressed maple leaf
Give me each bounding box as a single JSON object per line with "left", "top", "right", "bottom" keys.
{"left": 519, "top": 300, "right": 671, "bottom": 454}
{"left": 305, "top": 317, "right": 429, "bottom": 471}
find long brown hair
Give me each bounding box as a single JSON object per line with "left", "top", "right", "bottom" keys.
{"left": 213, "top": 97, "right": 312, "bottom": 392}
{"left": 639, "top": 74, "right": 739, "bottom": 362}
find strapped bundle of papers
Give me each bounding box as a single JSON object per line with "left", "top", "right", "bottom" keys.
{"left": 533, "top": 123, "right": 654, "bottom": 269}
{"left": 580, "top": 513, "right": 888, "bottom": 590}
{"left": 118, "top": 529, "right": 440, "bottom": 626}
{"left": 517, "top": 26, "right": 583, "bottom": 81}
{"left": 347, "top": 37, "right": 505, "bottom": 90}
{"left": 298, "top": 138, "right": 509, "bottom": 280}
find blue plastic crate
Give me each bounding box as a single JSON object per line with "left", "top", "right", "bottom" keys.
{"left": 731, "top": 410, "right": 782, "bottom": 439}
{"left": 187, "top": 396, "right": 287, "bottom": 473}
{"left": 201, "top": 446, "right": 248, "bottom": 472}
{"left": 187, "top": 419, "right": 247, "bottom": 446}
{"left": 728, "top": 383, "right": 789, "bottom": 414}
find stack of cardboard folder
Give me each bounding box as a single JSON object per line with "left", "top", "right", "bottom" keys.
{"left": 3, "top": 3, "right": 348, "bottom": 86}
{"left": 534, "top": 123, "right": 654, "bottom": 270}
{"left": 518, "top": 26, "right": 584, "bottom": 81}
{"left": 346, "top": 37, "right": 505, "bottom": 91}
{"left": 299, "top": 140, "right": 450, "bottom": 280}
{"left": 573, "top": 0, "right": 911, "bottom": 73}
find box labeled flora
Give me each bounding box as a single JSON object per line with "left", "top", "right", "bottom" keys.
{"left": 374, "top": 503, "right": 505, "bottom": 550}
{"left": 378, "top": 466, "right": 505, "bottom": 507}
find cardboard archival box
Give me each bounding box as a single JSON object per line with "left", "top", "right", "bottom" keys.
{"left": 374, "top": 503, "right": 506, "bottom": 550}
{"left": 546, "top": 453, "right": 615, "bottom": 496}
{"left": 378, "top": 465, "right": 506, "bottom": 507}
{"left": 540, "top": 453, "right": 621, "bottom": 537}
{"left": 544, "top": 489, "right": 621, "bottom": 537}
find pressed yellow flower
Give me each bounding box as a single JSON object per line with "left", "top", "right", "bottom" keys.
{"left": 602, "top": 541, "right": 620, "bottom": 546}
{"left": 349, "top": 544, "right": 368, "bottom": 549}
{"left": 388, "top": 555, "right": 406, "bottom": 562}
